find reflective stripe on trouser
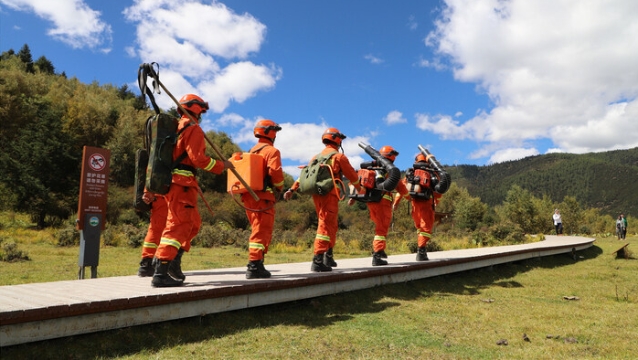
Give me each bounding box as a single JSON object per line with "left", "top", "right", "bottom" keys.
{"left": 141, "top": 195, "right": 168, "bottom": 259}
{"left": 243, "top": 195, "right": 275, "bottom": 261}
{"left": 313, "top": 192, "right": 339, "bottom": 254}
{"left": 368, "top": 199, "right": 392, "bottom": 252}
{"left": 411, "top": 198, "right": 436, "bottom": 248}
{"left": 155, "top": 185, "right": 200, "bottom": 260}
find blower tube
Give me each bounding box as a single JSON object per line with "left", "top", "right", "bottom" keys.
{"left": 417, "top": 144, "right": 451, "bottom": 194}
{"left": 358, "top": 142, "right": 401, "bottom": 192}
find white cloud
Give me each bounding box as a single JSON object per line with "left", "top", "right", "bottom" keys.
{"left": 422, "top": 0, "right": 638, "bottom": 159}
{"left": 1, "top": 0, "right": 112, "bottom": 50}
{"left": 364, "top": 54, "right": 384, "bottom": 64}
{"left": 124, "top": 0, "right": 281, "bottom": 113}
{"left": 416, "top": 56, "right": 446, "bottom": 71}
{"left": 488, "top": 147, "right": 539, "bottom": 164}
{"left": 407, "top": 15, "right": 418, "bottom": 31}
{"left": 415, "top": 113, "right": 468, "bottom": 139}
{"left": 215, "top": 112, "right": 249, "bottom": 127}
{"left": 383, "top": 110, "right": 407, "bottom": 125}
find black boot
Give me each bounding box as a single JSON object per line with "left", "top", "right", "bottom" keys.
{"left": 372, "top": 252, "right": 388, "bottom": 266}
{"left": 377, "top": 250, "right": 388, "bottom": 259}
{"left": 168, "top": 249, "right": 185, "bottom": 281}
{"left": 311, "top": 254, "right": 332, "bottom": 272}
{"left": 416, "top": 246, "right": 429, "bottom": 261}
{"left": 137, "top": 257, "right": 155, "bottom": 277}
{"left": 152, "top": 260, "right": 184, "bottom": 287}
{"left": 246, "top": 260, "right": 271, "bottom": 279}
{"left": 324, "top": 248, "right": 337, "bottom": 267}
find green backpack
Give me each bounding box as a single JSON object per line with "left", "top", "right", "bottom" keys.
{"left": 298, "top": 151, "right": 338, "bottom": 195}
{"left": 144, "top": 113, "right": 191, "bottom": 195}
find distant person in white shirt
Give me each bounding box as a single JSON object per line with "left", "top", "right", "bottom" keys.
{"left": 553, "top": 209, "right": 563, "bottom": 235}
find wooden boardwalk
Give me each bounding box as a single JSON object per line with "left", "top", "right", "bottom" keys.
{"left": 0, "top": 235, "right": 594, "bottom": 347}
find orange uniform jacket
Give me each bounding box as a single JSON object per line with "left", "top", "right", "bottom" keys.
{"left": 292, "top": 145, "right": 361, "bottom": 254}
{"left": 395, "top": 178, "right": 442, "bottom": 248}
{"left": 156, "top": 116, "right": 225, "bottom": 261}
{"left": 241, "top": 138, "right": 285, "bottom": 261}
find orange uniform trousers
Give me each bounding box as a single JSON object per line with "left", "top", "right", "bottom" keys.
{"left": 410, "top": 197, "right": 436, "bottom": 248}
{"left": 312, "top": 192, "right": 340, "bottom": 254}
{"left": 155, "top": 184, "right": 200, "bottom": 261}
{"left": 368, "top": 196, "right": 393, "bottom": 253}
{"left": 242, "top": 195, "right": 276, "bottom": 261}
{"left": 141, "top": 195, "right": 168, "bottom": 259}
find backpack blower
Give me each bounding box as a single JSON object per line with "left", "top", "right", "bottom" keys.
{"left": 417, "top": 144, "right": 451, "bottom": 195}
{"left": 349, "top": 142, "right": 402, "bottom": 202}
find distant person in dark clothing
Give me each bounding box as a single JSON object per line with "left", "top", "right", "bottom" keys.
{"left": 621, "top": 214, "right": 627, "bottom": 239}
{"left": 553, "top": 209, "right": 563, "bottom": 235}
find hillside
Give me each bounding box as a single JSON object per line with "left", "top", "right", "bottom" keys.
{"left": 445, "top": 147, "right": 638, "bottom": 216}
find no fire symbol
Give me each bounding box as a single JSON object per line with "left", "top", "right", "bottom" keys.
{"left": 89, "top": 153, "right": 106, "bottom": 172}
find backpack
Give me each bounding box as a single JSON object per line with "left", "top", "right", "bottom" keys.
{"left": 298, "top": 150, "right": 338, "bottom": 195}
{"left": 144, "top": 113, "right": 192, "bottom": 195}
{"left": 133, "top": 148, "right": 151, "bottom": 212}
{"left": 226, "top": 145, "right": 267, "bottom": 194}
{"left": 405, "top": 167, "right": 433, "bottom": 200}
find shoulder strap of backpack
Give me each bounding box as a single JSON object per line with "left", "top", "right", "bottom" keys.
{"left": 251, "top": 145, "right": 268, "bottom": 154}
{"left": 171, "top": 123, "right": 194, "bottom": 169}
{"left": 316, "top": 150, "right": 338, "bottom": 164}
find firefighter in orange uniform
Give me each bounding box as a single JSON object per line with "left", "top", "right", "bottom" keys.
{"left": 152, "top": 94, "right": 232, "bottom": 287}
{"left": 284, "top": 128, "right": 363, "bottom": 272}
{"left": 363, "top": 146, "right": 408, "bottom": 266}
{"left": 241, "top": 120, "right": 285, "bottom": 279}
{"left": 137, "top": 192, "right": 167, "bottom": 277}
{"left": 393, "top": 153, "right": 442, "bottom": 261}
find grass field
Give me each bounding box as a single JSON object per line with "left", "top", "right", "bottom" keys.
{"left": 0, "top": 214, "right": 636, "bottom": 359}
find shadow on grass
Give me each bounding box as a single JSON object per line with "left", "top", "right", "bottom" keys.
{"left": 2, "top": 246, "right": 603, "bottom": 359}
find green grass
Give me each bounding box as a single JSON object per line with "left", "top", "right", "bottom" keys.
{"left": 1, "top": 213, "right": 636, "bottom": 359}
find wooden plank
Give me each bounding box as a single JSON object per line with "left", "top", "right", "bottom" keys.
{"left": 612, "top": 243, "right": 630, "bottom": 259}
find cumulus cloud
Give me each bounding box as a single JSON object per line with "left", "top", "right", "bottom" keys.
{"left": 421, "top": 0, "right": 638, "bottom": 162}
{"left": 0, "top": 0, "right": 112, "bottom": 50}
{"left": 124, "top": 0, "right": 281, "bottom": 112}
{"left": 383, "top": 110, "right": 407, "bottom": 125}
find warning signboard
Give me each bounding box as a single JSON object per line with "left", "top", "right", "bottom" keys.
{"left": 77, "top": 146, "right": 110, "bottom": 231}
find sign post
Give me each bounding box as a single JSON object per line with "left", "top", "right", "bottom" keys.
{"left": 76, "top": 146, "right": 110, "bottom": 279}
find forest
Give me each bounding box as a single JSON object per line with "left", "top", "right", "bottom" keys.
{"left": 0, "top": 44, "right": 633, "bottom": 255}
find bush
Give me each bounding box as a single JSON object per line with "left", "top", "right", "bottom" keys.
{"left": 193, "top": 225, "right": 248, "bottom": 248}
{"left": 100, "top": 224, "right": 145, "bottom": 247}
{"left": 122, "top": 224, "right": 145, "bottom": 247}
{"left": 106, "top": 186, "right": 134, "bottom": 225}
{"left": 56, "top": 226, "right": 80, "bottom": 246}
{"left": 427, "top": 239, "right": 442, "bottom": 252}
{"left": 0, "top": 237, "right": 30, "bottom": 262}
{"left": 118, "top": 208, "right": 142, "bottom": 226}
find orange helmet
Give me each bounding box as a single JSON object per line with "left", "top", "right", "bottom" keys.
{"left": 322, "top": 127, "right": 347, "bottom": 146}
{"left": 254, "top": 119, "right": 282, "bottom": 140}
{"left": 415, "top": 153, "right": 428, "bottom": 163}
{"left": 178, "top": 94, "right": 209, "bottom": 116}
{"left": 380, "top": 145, "right": 399, "bottom": 162}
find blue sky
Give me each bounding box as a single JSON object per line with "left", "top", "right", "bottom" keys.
{"left": 2, "top": 0, "right": 637, "bottom": 178}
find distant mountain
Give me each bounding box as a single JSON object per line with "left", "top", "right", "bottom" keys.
{"left": 444, "top": 147, "right": 638, "bottom": 216}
